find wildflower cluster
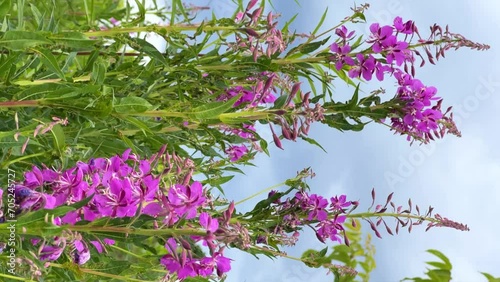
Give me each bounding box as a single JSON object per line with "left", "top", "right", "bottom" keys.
{"left": 252, "top": 189, "right": 354, "bottom": 247}
{"left": 0, "top": 0, "right": 488, "bottom": 281}
{"left": 3, "top": 147, "right": 235, "bottom": 279}
{"left": 328, "top": 16, "right": 487, "bottom": 143}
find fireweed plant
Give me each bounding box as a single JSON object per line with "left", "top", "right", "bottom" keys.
{"left": 0, "top": 0, "right": 489, "bottom": 281}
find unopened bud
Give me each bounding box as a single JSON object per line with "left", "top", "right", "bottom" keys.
{"left": 251, "top": 7, "right": 263, "bottom": 23}
{"left": 246, "top": 0, "right": 259, "bottom": 11}
{"left": 243, "top": 28, "right": 260, "bottom": 38}
{"left": 267, "top": 12, "right": 273, "bottom": 27}
{"left": 180, "top": 239, "right": 192, "bottom": 250}
{"left": 253, "top": 43, "right": 260, "bottom": 62}
{"left": 281, "top": 125, "right": 292, "bottom": 140}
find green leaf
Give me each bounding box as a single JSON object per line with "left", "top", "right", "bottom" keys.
{"left": 318, "top": 247, "right": 328, "bottom": 257}
{"left": 426, "top": 261, "right": 450, "bottom": 270}
{"left": 0, "top": 31, "right": 52, "bottom": 51}
{"left": 312, "top": 7, "right": 328, "bottom": 36}
{"left": 114, "top": 97, "right": 152, "bottom": 114}
{"left": 50, "top": 124, "right": 66, "bottom": 155}
{"left": 426, "top": 269, "right": 451, "bottom": 282}
{"left": 304, "top": 37, "right": 330, "bottom": 55}
{"left": 129, "top": 0, "right": 145, "bottom": 25}
{"left": 17, "top": 206, "right": 75, "bottom": 228}
{"left": 0, "top": 53, "right": 20, "bottom": 79}
{"left": 481, "top": 272, "right": 500, "bottom": 282}
{"left": 271, "top": 95, "right": 288, "bottom": 109}
{"left": 347, "top": 84, "right": 360, "bottom": 109}
{"left": 129, "top": 37, "right": 168, "bottom": 66}
{"left": 69, "top": 194, "right": 94, "bottom": 210}
{"left": 300, "top": 136, "right": 327, "bottom": 153}
{"left": 426, "top": 249, "right": 452, "bottom": 270}
{"left": 49, "top": 32, "right": 96, "bottom": 49}
{"left": 333, "top": 67, "right": 356, "bottom": 87}
{"left": 0, "top": 0, "right": 11, "bottom": 17}
{"left": 207, "top": 175, "right": 234, "bottom": 186}
{"left": 29, "top": 4, "right": 42, "bottom": 28}
{"left": 260, "top": 139, "right": 269, "bottom": 156}
{"left": 191, "top": 95, "right": 240, "bottom": 120}
{"left": 352, "top": 12, "right": 366, "bottom": 21}
{"left": 122, "top": 116, "right": 154, "bottom": 135}
{"left": 91, "top": 59, "right": 107, "bottom": 85}
{"left": 32, "top": 47, "right": 66, "bottom": 80}
{"left": 310, "top": 94, "right": 325, "bottom": 104}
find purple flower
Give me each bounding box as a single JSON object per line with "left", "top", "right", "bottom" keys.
{"left": 305, "top": 194, "right": 329, "bottom": 221}
{"left": 225, "top": 145, "right": 248, "bottom": 162}
{"left": 348, "top": 54, "right": 376, "bottom": 81}
{"left": 393, "top": 16, "right": 415, "bottom": 35}
{"left": 39, "top": 245, "right": 64, "bottom": 261}
{"left": 330, "top": 43, "right": 355, "bottom": 70}
{"left": 374, "top": 62, "right": 391, "bottom": 81}
{"left": 315, "top": 215, "right": 346, "bottom": 243}
{"left": 168, "top": 182, "right": 206, "bottom": 219}
{"left": 417, "top": 109, "right": 443, "bottom": 132}
{"left": 335, "top": 26, "right": 355, "bottom": 42}
{"left": 15, "top": 185, "right": 56, "bottom": 211}
{"left": 231, "top": 123, "right": 256, "bottom": 139}
{"left": 383, "top": 36, "right": 409, "bottom": 66}
{"left": 199, "top": 252, "right": 232, "bottom": 277}
{"left": 330, "top": 195, "right": 351, "bottom": 212}
{"left": 199, "top": 212, "right": 219, "bottom": 232}
{"left": 161, "top": 255, "right": 197, "bottom": 279}
{"left": 95, "top": 178, "right": 138, "bottom": 218}
{"left": 73, "top": 240, "right": 91, "bottom": 265}
{"left": 368, "top": 23, "right": 395, "bottom": 53}
{"left": 109, "top": 17, "right": 120, "bottom": 26}
{"left": 90, "top": 239, "right": 115, "bottom": 254}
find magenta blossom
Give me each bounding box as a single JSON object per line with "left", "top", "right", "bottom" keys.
{"left": 348, "top": 53, "right": 376, "bottom": 81}
{"left": 368, "top": 23, "right": 395, "bottom": 53}
{"left": 225, "top": 145, "right": 248, "bottom": 162}
{"left": 168, "top": 182, "right": 206, "bottom": 219}
{"left": 330, "top": 43, "right": 355, "bottom": 70}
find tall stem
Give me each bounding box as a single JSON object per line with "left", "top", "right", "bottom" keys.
{"left": 82, "top": 24, "right": 239, "bottom": 37}
{"left": 0, "top": 100, "right": 39, "bottom": 108}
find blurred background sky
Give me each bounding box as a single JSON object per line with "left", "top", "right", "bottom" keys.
{"left": 148, "top": 1, "right": 500, "bottom": 281}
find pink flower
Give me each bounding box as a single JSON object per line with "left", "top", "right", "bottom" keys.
{"left": 168, "top": 182, "right": 206, "bottom": 219}
{"left": 225, "top": 145, "right": 248, "bottom": 162}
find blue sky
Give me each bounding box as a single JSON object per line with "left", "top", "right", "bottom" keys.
{"left": 151, "top": 1, "right": 500, "bottom": 281}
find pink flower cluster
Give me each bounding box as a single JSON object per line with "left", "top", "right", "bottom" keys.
{"left": 330, "top": 17, "right": 458, "bottom": 143}
{"left": 262, "top": 190, "right": 353, "bottom": 245}
{"left": 4, "top": 147, "right": 232, "bottom": 279}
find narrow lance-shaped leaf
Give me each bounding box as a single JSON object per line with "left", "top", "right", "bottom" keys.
{"left": 191, "top": 94, "right": 241, "bottom": 120}
{"left": 32, "top": 47, "right": 66, "bottom": 80}
{"left": 115, "top": 97, "right": 153, "bottom": 114}
{"left": 0, "top": 31, "right": 52, "bottom": 51}
{"left": 129, "top": 37, "right": 169, "bottom": 67}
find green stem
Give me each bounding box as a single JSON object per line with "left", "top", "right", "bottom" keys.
{"left": 0, "top": 273, "right": 35, "bottom": 281}
{"left": 48, "top": 263, "right": 153, "bottom": 282}
{"left": 274, "top": 56, "right": 328, "bottom": 65}
{"left": 129, "top": 110, "right": 188, "bottom": 118}
{"left": 66, "top": 225, "right": 206, "bottom": 236}
{"left": 0, "top": 100, "right": 39, "bottom": 108}
{"left": 232, "top": 181, "right": 287, "bottom": 206}
{"left": 347, "top": 212, "right": 437, "bottom": 223}
{"left": 108, "top": 245, "right": 147, "bottom": 260}
{"left": 249, "top": 245, "right": 310, "bottom": 263}
{"left": 1, "top": 152, "right": 46, "bottom": 169}
{"left": 14, "top": 75, "right": 92, "bottom": 86}
{"left": 82, "top": 24, "right": 239, "bottom": 37}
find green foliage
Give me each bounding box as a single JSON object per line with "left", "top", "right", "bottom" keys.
{"left": 402, "top": 250, "right": 500, "bottom": 282}
{"left": 298, "top": 219, "right": 376, "bottom": 282}
{"left": 0, "top": 0, "right": 487, "bottom": 281}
